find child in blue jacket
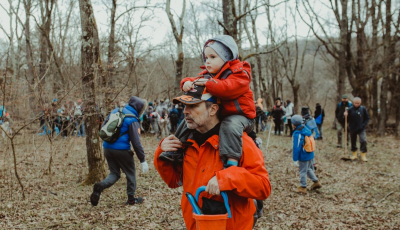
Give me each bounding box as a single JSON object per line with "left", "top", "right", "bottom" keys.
{"left": 292, "top": 115, "right": 322, "bottom": 194}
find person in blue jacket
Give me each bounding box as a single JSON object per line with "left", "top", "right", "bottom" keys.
{"left": 90, "top": 96, "right": 149, "bottom": 206}
{"left": 292, "top": 115, "right": 322, "bottom": 194}
{"left": 301, "top": 107, "right": 320, "bottom": 139}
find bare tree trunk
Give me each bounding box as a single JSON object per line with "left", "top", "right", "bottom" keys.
{"left": 222, "top": 0, "right": 238, "bottom": 40}
{"left": 337, "top": 0, "right": 349, "bottom": 102}
{"left": 166, "top": 0, "right": 185, "bottom": 93}
{"left": 23, "top": 0, "right": 37, "bottom": 111}
{"left": 370, "top": 0, "right": 380, "bottom": 129}
{"left": 378, "top": 0, "right": 392, "bottom": 136}
{"left": 104, "top": 0, "right": 117, "bottom": 115}
{"left": 78, "top": 0, "right": 106, "bottom": 185}
{"left": 38, "top": 0, "right": 54, "bottom": 88}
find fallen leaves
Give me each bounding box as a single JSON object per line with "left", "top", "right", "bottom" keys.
{"left": 0, "top": 127, "right": 399, "bottom": 229}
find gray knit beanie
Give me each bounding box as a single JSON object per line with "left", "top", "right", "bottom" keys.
{"left": 204, "top": 40, "right": 233, "bottom": 62}
{"left": 291, "top": 115, "right": 303, "bottom": 127}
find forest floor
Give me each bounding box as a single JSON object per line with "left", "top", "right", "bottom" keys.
{"left": 0, "top": 123, "right": 399, "bottom": 229}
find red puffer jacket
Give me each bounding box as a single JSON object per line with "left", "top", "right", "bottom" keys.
{"left": 181, "top": 60, "right": 256, "bottom": 119}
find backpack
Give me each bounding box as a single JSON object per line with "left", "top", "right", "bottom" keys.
{"left": 315, "top": 114, "right": 322, "bottom": 125}
{"left": 273, "top": 105, "right": 282, "bottom": 111}
{"left": 303, "top": 135, "right": 316, "bottom": 153}
{"left": 99, "top": 107, "right": 138, "bottom": 143}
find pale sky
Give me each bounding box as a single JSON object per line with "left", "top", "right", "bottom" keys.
{"left": 1, "top": 0, "right": 396, "bottom": 52}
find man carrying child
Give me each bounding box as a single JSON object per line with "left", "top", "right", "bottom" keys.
{"left": 159, "top": 35, "right": 255, "bottom": 168}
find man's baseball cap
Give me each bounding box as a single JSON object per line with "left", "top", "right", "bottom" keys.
{"left": 173, "top": 85, "right": 218, "bottom": 105}
{"left": 342, "top": 94, "right": 348, "bottom": 99}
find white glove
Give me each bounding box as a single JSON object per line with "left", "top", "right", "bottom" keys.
{"left": 293, "top": 161, "right": 299, "bottom": 167}
{"left": 141, "top": 161, "right": 149, "bottom": 173}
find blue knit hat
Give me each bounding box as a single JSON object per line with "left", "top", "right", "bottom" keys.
{"left": 291, "top": 115, "right": 303, "bottom": 127}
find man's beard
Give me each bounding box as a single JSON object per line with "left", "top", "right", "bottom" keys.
{"left": 185, "top": 112, "right": 209, "bottom": 129}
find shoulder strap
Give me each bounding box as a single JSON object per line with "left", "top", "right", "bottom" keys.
{"left": 220, "top": 69, "right": 233, "bottom": 80}
{"left": 119, "top": 107, "right": 139, "bottom": 120}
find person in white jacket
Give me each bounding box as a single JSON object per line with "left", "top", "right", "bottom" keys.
{"left": 284, "top": 100, "right": 294, "bottom": 136}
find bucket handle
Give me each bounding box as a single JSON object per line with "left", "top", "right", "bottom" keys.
{"left": 195, "top": 186, "right": 231, "bottom": 218}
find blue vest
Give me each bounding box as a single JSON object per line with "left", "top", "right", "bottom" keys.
{"left": 103, "top": 105, "right": 139, "bottom": 150}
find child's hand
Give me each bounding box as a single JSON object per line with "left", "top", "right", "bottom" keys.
{"left": 183, "top": 81, "right": 194, "bottom": 92}
{"left": 194, "top": 78, "right": 209, "bottom": 86}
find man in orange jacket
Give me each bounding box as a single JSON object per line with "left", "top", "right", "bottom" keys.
{"left": 154, "top": 88, "right": 271, "bottom": 230}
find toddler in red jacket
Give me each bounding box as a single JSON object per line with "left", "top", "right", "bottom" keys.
{"left": 159, "top": 35, "right": 256, "bottom": 167}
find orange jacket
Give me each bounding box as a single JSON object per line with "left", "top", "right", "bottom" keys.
{"left": 154, "top": 132, "right": 271, "bottom": 230}
{"left": 181, "top": 60, "right": 256, "bottom": 119}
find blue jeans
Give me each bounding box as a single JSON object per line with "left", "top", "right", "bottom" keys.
{"left": 75, "top": 118, "right": 85, "bottom": 137}
{"left": 299, "top": 159, "right": 318, "bottom": 187}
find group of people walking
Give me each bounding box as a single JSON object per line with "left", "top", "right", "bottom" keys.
{"left": 39, "top": 99, "right": 86, "bottom": 138}
{"left": 254, "top": 97, "right": 325, "bottom": 140}
{"left": 142, "top": 99, "right": 185, "bottom": 139}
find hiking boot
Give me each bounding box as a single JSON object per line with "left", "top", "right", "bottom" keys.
{"left": 361, "top": 152, "right": 368, "bottom": 162}
{"left": 296, "top": 186, "right": 307, "bottom": 194}
{"left": 310, "top": 181, "right": 322, "bottom": 190}
{"left": 90, "top": 183, "right": 103, "bottom": 206}
{"left": 159, "top": 149, "right": 184, "bottom": 163}
{"left": 125, "top": 197, "right": 144, "bottom": 205}
{"left": 350, "top": 151, "right": 358, "bottom": 160}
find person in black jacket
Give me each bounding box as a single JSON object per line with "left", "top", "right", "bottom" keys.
{"left": 335, "top": 94, "right": 352, "bottom": 148}
{"left": 314, "top": 103, "right": 325, "bottom": 140}
{"left": 344, "top": 97, "right": 370, "bottom": 162}
{"left": 270, "top": 98, "right": 285, "bottom": 135}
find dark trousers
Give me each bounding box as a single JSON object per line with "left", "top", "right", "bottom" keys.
{"left": 287, "top": 118, "right": 293, "bottom": 136}
{"left": 350, "top": 130, "right": 367, "bottom": 152}
{"left": 170, "top": 120, "right": 178, "bottom": 134}
{"left": 99, "top": 148, "right": 137, "bottom": 196}
{"left": 61, "top": 120, "right": 69, "bottom": 137}
{"left": 317, "top": 124, "right": 323, "bottom": 138}
{"left": 174, "top": 115, "right": 254, "bottom": 162}
{"left": 274, "top": 119, "right": 282, "bottom": 134}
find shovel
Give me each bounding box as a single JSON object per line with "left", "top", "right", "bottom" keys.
{"left": 340, "top": 108, "right": 351, "bottom": 161}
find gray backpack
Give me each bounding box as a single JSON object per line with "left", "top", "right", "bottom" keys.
{"left": 99, "top": 108, "right": 138, "bottom": 143}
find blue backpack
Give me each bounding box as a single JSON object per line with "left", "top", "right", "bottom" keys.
{"left": 315, "top": 114, "right": 322, "bottom": 125}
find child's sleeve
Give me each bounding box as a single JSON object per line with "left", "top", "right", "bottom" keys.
{"left": 180, "top": 77, "right": 201, "bottom": 90}
{"left": 293, "top": 133, "right": 302, "bottom": 161}
{"left": 205, "top": 73, "right": 250, "bottom": 100}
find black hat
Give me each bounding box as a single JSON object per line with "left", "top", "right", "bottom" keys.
{"left": 301, "top": 106, "right": 309, "bottom": 116}
{"left": 173, "top": 85, "right": 218, "bottom": 105}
